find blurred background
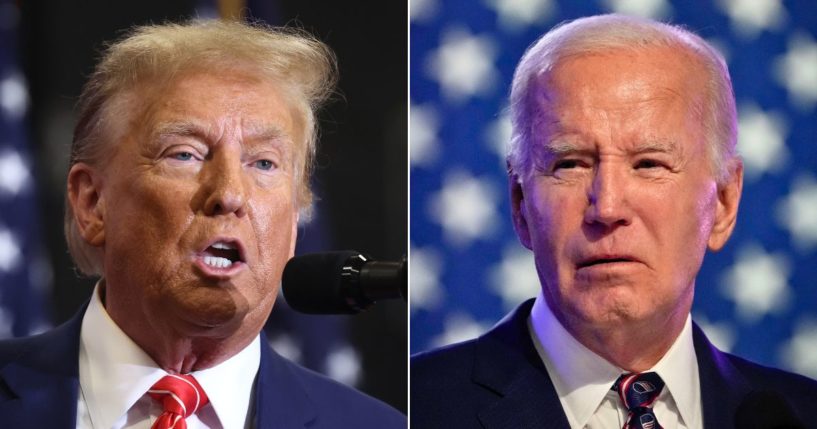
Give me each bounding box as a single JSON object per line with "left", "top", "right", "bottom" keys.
{"left": 0, "top": 0, "right": 406, "bottom": 412}
{"left": 411, "top": 0, "right": 817, "bottom": 379}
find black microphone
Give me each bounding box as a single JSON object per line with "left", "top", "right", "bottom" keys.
{"left": 735, "top": 390, "right": 805, "bottom": 429}
{"left": 282, "top": 251, "right": 407, "bottom": 314}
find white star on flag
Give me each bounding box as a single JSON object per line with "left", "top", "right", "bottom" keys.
{"left": 736, "top": 104, "right": 789, "bottom": 181}
{"left": 432, "top": 313, "right": 489, "bottom": 347}
{"left": 411, "top": 0, "right": 439, "bottom": 23}
{"left": 775, "top": 174, "right": 817, "bottom": 251}
{"left": 484, "top": 0, "right": 556, "bottom": 32}
{"left": 601, "top": 0, "right": 672, "bottom": 19}
{"left": 716, "top": 0, "right": 787, "bottom": 39}
{"left": 720, "top": 244, "right": 791, "bottom": 322}
{"left": 428, "top": 169, "right": 501, "bottom": 247}
{"left": 0, "top": 73, "right": 28, "bottom": 119}
{"left": 780, "top": 318, "right": 817, "bottom": 379}
{"left": 268, "top": 334, "right": 302, "bottom": 364}
{"left": 694, "top": 315, "right": 737, "bottom": 352}
{"left": 326, "top": 345, "right": 361, "bottom": 387}
{"left": 484, "top": 111, "right": 511, "bottom": 164}
{"left": 0, "top": 150, "right": 30, "bottom": 196}
{"left": 425, "top": 26, "right": 500, "bottom": 103}
{"left": 0, "top": 226, "right": 22, "bottom": 272}
{"left": 489, "top": 244, "right": 539, "bottom": 311}
{"left": 411, "top": 103, "right": 442, "bottom": 167}
{"left": 410, "top": 245, "right": 445, "bottom": 311}
{"left": 773, "top": 32, "right": 817, "bottom": 111}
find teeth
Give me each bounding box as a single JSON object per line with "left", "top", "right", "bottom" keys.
{"left": 212, "top": 242, "right": 235, "bottom": 250}
{"left": 203, "top": 255, "right": 233, "bottom": 268}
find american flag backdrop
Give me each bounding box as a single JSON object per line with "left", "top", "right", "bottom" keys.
{"left": 410, "top": 0, "right": 817, "bottom": 379}
{"left": 0, "top": 0, "right": 50, "bottom": 338}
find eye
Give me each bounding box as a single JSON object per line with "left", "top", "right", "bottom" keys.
{"left": 254, "top": 159, "right": 276, "bottom": 171}
{"left": 634, "top": 159, "right": 663, "bottom": 169}
{"left": 553, "top": 159, "right": 580, "bottom": 170}
{"left": 171, "top": 151, "right": 196, "bottom": 161}
{"left": 552, "top": 157, "right": 592, "bottom": 171}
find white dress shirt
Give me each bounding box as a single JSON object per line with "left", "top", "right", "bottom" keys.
{"left": 76, "top": 284, "right": 261, "bottom": 429}
{"left": 528, "top": 293, "right": 702, "bottom": 429}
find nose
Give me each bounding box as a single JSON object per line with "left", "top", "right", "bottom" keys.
{"left": 583, "top": 163, "right": 631, "bottom": 229}
{"left": 201, "top": 151, "right": 248, "bottom": 218}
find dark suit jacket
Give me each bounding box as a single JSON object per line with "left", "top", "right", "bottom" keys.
{"left": 0, "top": 306, "right": 406, "bottom": 428}
{"left": 411, "top": 299, "right": 817, "bottom": 428}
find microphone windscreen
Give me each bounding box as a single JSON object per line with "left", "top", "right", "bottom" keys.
{"left": 735, "top": 390, "right": 804, "bottom": 429}
{"left": 282, "top": 251, "right": 360, "bottom": 314}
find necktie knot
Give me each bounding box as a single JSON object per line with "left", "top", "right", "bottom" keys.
{"left": 613, "top": 372, "right": 665, "bottom": 429}
{"left": 148, "top": 374, "right": 209, "bottom": 429}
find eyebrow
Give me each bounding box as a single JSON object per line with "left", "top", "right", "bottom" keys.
{"left": 152, "top": 121, "right": 202, "bottom": 140}
{"left": 536, "top": 138, "right": 592, "bottom": 163}
{"left": 152, "top": 121, "right": 292, "bottom": 145}
{"left": 540, "top": 137, "right": 680, "bottom": 156}
{"left": 542, "top": 139, "right": 583, "bottom": 156}
{"left": 630, "top": 138, "right": 681, "bottom": 157}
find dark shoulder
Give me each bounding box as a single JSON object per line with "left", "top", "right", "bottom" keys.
{"left": 725, "top": 351, "right": 817, "bottom": 407}
{"left": 0, "top": 336, "right": 32, "bottom": 363}
{"left": 411, "top": 302, "right": 540, "bottom": 429}
{"left": 279, "top": 356, "right": 406, "bottom": 428}
{"left": 0, "top": 320, "right": 81, "bottom": 370}
{"left": 411, "top": 338, "right": 478, "bottom": 388}
{"left": 412, "top": 300, "right": 534, "bottom": 380}
{"left": 411, "top": 340, "right": 479, "bottom": 428}
{"left": 411, "top": 339, "right": 502, "bottom": 429}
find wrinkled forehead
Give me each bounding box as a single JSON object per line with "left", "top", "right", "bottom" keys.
{"left": 525, "top": 48, "right": 711, "bottom": 155}
{"left": 539, "top": 46, "right": 707, "bottom": 106}
{"left": 112, "top": 69, "right": 309, "bottom": 160}
{"left": 531, "top": 48, "right": 707, "bottom": 126}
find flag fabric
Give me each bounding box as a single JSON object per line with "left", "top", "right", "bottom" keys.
{"left": 0, "top": 0, "right": 50, "bottom": 338}
{"left": 410, "top": 0, "right": 817, "bottom": 379}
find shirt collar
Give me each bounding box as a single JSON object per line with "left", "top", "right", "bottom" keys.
{"left": 528, "top": 292, "right": 699, "bottom": 428}
{"left": 651, "top": 309, "right": 700, "bottom": 429}
{"left": 79, "top": 281, "right": 261, "bottom": 429}
{"left": 194, "top": 333, "right": 260, "bottom": 429}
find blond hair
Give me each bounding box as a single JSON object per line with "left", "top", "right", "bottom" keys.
{"left": 66, "top": 19, "right": 337, "bottom": 275}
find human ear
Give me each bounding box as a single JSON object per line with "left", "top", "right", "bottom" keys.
{"left": 509, "top": 168, "right": 533, "bottom": 250}
{"left": 708, "top": 161, "right": 743, "bottom": 252}
{"left": 67, "top": 163, "right": 106, "bottom": 246}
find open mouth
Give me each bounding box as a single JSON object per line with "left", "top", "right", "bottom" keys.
{"left": 201, "top": 241, "right": 244, "bottom": 269}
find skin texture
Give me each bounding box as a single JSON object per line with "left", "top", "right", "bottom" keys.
{"left": 510, "top": 46, "right": 743, "bottom": 372}
{"left": 67, "top": 71, "right": 302, "bottom": 373}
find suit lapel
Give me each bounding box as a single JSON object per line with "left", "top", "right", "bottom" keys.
{"left": 465, "top": 306, "right": 756, "bottom": 428}
{"left": 473, "top": 300, "right": 570, "bottom": 429}
{"left": 0, "top": 307, "right": 83, "bottom": 427}
{"left": 692, "top": 323, "right": 751, "bottom": 427}
{"left": 254, "top": 332, "right": 317, "bottom": 428}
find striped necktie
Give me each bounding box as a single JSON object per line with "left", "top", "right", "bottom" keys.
{"left": 613, "top": 372, "right": 665, "bottom": 429}
{"left": 148, "top": 374, "right": 209, "bottom": 429}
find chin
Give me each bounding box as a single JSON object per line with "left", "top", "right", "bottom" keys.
{"left": 164, "top": 283, "right": 247, "bottom": 326}
{"left": 570, "top": 295, "right": 640, "bottom": 325}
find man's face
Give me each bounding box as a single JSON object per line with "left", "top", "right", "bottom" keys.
{"left": 512, "top": 47, "right": 740, "bottom": 334}
{"left": 95, "top": 71, "right": 301, "bottom": 344}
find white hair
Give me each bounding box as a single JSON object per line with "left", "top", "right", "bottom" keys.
{"left": 508, "top": 14, "right": 739, "bottom": 184}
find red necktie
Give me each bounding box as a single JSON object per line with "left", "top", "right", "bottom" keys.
{"left": 148, "top": 374, "right": 209, "bottom": 429}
